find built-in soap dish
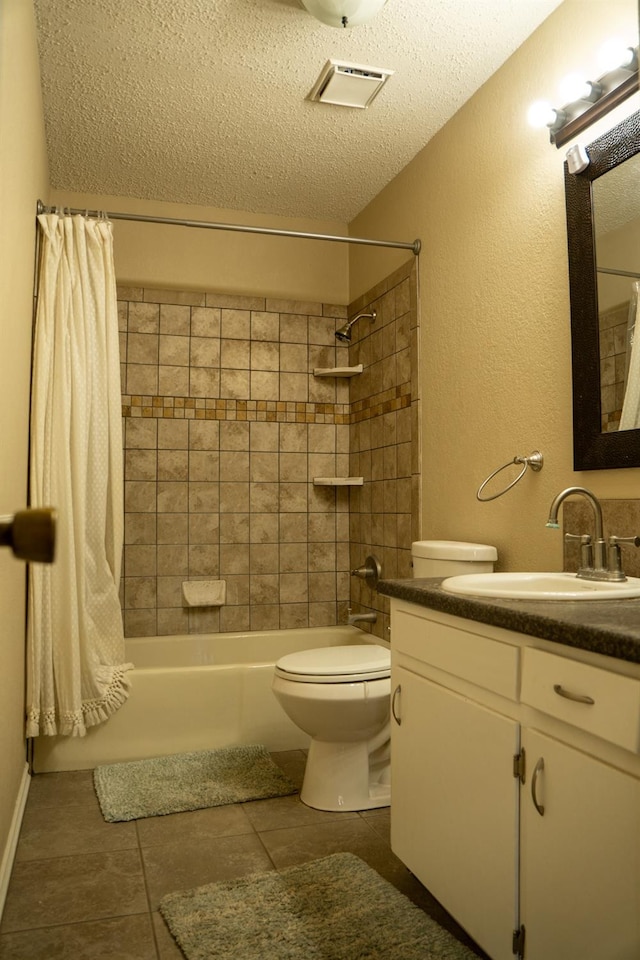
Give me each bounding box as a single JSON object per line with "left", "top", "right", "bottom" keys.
{"left": 182, "top": 580, "right": 226, "bottom": 607}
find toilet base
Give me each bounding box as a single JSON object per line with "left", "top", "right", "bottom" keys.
{"left": 299, "top": 737, "right": 391, "bottom": 812}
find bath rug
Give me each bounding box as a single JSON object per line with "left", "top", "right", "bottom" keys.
{"left": 93, "top": 744, "right": 297, "bottom": 822}
{"left": 159, "top": 851, "right": 480, "bottom": 960}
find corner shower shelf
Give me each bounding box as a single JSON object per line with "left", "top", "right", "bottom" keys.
{"left": 313, "top": 364, "right": 363, "bottom": 378}
{"left": 313, "top": 477, "right": 364, "bottom": 486}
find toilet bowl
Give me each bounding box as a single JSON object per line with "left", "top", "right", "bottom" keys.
{"left": 272, "top": 644, "right": 391, "bottom": 812}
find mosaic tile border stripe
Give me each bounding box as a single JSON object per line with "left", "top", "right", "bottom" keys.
{"left": 121, "top": 382, "right": 411, "bottom": 424}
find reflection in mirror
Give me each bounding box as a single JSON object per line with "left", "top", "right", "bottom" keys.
{"left": 594, "top": 153, "right": 640, "bottom": 432}
{"left": 565, "top": 108, "right": 640, "bottom": 469}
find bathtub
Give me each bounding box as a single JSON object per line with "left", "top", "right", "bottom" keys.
{"left": 32, "top": 625, "right": 374, "bottom": 773}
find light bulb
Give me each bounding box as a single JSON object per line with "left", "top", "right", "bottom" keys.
{"left": 527, "top": 100, "right": 558, "bottom": 129}
{"left": 597, "top": 38, "right": 636, "bottom": 73}
{"left": 558, "top": 73, "right": 592, "bottom": 103}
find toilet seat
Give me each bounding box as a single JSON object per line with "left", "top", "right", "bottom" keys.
{"left": 274, "top": 644, "right": 390, "bottom": 683}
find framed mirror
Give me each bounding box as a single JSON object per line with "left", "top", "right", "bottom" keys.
{"left": 565, "top": 108, "right": 640, "bottom": 469}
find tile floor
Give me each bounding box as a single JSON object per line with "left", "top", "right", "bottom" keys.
{"left": 0, "top": 750, "right": 488, "bottom": 959}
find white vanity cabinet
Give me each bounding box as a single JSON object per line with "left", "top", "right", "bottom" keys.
{"left": 520, "top": 727, "right": 640, "bottom": 959}
{"left": 390, "top": 598, "right": 640, "bottom": 960}
{"left": 393, "top": 666, "right": 518, "bottom": 960}
{"left": 519, "top": 647, "right": 640, "bottom": 960}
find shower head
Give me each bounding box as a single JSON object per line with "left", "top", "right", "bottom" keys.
{"left": 335, "top": 310, "right": 376, "bottom": 343}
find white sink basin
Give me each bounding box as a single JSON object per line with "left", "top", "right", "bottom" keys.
{"left": 441, "top": 571, "right": 640, "bottom": 600}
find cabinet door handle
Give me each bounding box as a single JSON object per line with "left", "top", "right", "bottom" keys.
{"left": 391, "top": 684, "right": 401, "bottom": 725}
{"left": 553, "top": 683, "right": 595, "bottom": 705}
{"left": 531, "top": 757, "right": 545, "bottom": 816}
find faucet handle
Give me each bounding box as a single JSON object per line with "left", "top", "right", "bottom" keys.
{"left": 565, "top": 533, "right": 593, "bottom": 574}
{"left": 608, "top": 535, "right": 640, "bottom": 548}
{"left": 606, "top": 535, "right": 640, "bottom": 581}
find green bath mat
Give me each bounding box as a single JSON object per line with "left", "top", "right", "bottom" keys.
{"left": 159, "top": 852, "right": 479, "bottom": 960}
{"left": 94, "top": 744, "right": 297, "bottom": 822}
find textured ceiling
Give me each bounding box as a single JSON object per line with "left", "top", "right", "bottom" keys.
{"left": 34, "top": 0, "right": 564, "bottom": 222}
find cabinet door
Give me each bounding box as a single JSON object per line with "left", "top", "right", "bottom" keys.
{"left": 521, "top": 728, "right": 640, "bottom": 960}
{"left": 391, "top": 666, "right": 518, "bottom": 960}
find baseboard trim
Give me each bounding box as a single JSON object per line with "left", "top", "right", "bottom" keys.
{"left": 0, "top": 762, "right": 30, "bottom": 921}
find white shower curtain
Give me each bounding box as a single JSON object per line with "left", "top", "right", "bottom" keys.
{"left": 619, "top": 281, "right": 640, "bottom": 431}
{"left": 26, "top": 213, "right": 131, "bottom": 737}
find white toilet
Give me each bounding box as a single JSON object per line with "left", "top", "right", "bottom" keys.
{"left": 271, "top": 540, "right": 497, "bottom": 813}
{"left": 272, "top": 644, "right": 391, "bottom": 812}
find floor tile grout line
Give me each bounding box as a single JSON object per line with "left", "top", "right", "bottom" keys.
{"left": 247, "top": 790, "right": 297, "bottom": 872}
{"left": 11, "top": 837, "right": 141, "bottom": 867}
{"left": 134, "top": 819, "right": 164, "bottom": 959}
{"left": 0, "top": 910, "right": 154, "bottom": 938}
{"left": 359, "top": 815, "right": 392, "bottom": 848}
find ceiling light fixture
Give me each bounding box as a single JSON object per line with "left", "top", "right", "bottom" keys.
{"left": 527, "top": 40, "right": 639, "bottom": 147}
{"left": 300, "top": 0, "right": 388, "bottom": 29}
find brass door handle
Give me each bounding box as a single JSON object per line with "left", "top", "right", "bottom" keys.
{"left": 0, "top": 508, "right": 56, "bottom": 563}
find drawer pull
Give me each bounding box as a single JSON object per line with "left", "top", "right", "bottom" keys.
{"left": 392, "top": 684, "right": 402, "bottom": 725}
{"left": 553, "top": 683, "right": 595, "bottom": 705}
{"left": 531, "top": 757, "right": 545, "bottom": 816}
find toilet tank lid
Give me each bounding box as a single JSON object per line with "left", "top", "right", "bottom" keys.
{"left": 276, "top": 644, "right": 390, "bottom": 676}
{"left": 411, "top": 540, "right": 498, "bottom": 561}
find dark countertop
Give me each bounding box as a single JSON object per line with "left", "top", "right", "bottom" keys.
{"left": 377, "top": 577, "right": 640, "bottom": 665}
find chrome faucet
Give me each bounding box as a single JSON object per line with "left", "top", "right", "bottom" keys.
{"left": 547, "top": 486, "right": 606, "bottom": 577}
{"left": 546, "top": 486, "right": 640, "bottom": 582}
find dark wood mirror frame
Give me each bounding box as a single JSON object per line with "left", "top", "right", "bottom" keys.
{"left": 565, "top": 108, "right": 640, "bottom": 470}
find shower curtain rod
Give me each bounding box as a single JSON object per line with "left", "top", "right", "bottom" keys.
{"left": 35, "top": 201, "right": 421, "bottom": 256}
{"left": 598, "top": 266, "right": 640, "bottom": 280}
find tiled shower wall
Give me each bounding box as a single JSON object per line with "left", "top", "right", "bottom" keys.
{"left": 347, "top": 261, "right": 420, "bottom": 637}
{"left": 117, "top": 260, "right": 419, "bottom": 639}
{"left": 599, "top": 300, "right": 629, "bottom": 432}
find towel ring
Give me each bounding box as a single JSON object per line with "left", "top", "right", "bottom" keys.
{"left": 477, "top": 451, "right": 544, "bottom": 502}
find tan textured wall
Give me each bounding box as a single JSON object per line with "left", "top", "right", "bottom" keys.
{"left": 0, "top": 0, "right": 49, "bottom": 896}
{"left": 48, "top": 191, "right": 350, "bottom": 305}
{"left": 349, "top": 0, "right": 640, "bottom": 573}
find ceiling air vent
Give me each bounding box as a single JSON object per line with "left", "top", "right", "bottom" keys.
{"left": 308, "top": 59, "right": 394, "bottom": 109}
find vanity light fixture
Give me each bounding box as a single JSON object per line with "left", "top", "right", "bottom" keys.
{"left": 528, "top": 40, "right": 639, "bottom": 147}
{"left": 300, "top": 0, "right": 388, "bottom": 29}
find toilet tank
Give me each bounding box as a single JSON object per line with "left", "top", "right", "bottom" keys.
{"left": 411, "top": 540, "right": 497, "bottom": 578}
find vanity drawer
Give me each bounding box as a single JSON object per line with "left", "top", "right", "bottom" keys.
{"left": 521, "top": 647, "right": 640, "bottom": 752}
{"left": 393, "top": 608, "right": 519, "bottom": 699}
